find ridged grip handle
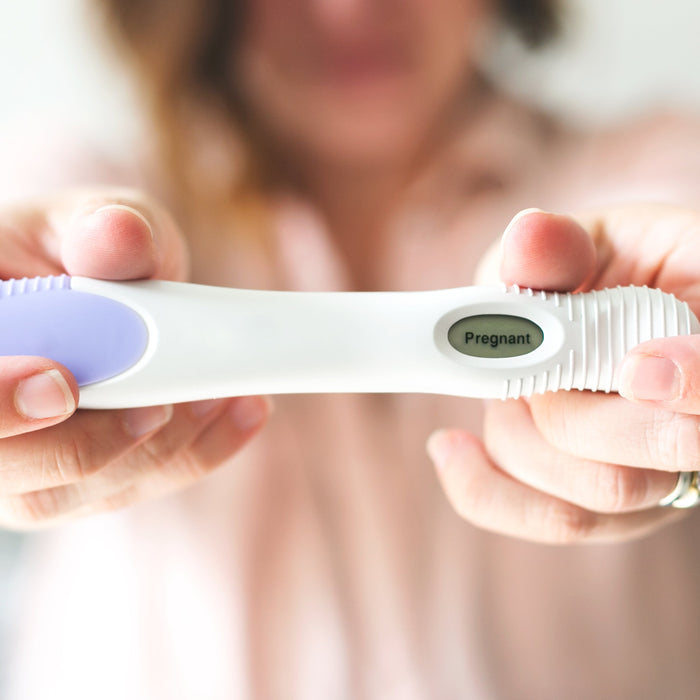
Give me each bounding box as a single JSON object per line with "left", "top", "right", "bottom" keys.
{"left": 499, "top": 285, "right": 699, "bottom": 399}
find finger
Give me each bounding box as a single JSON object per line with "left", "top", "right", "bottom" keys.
{"left": 427, "top": 428, "right": 685, "bottom": 544}
{"left": 0, "top": 357, "right": 77, "bottom": 438}
{"left": 0, "top": 206, "right": 66, "bottom": 279}
{"left": 58, "top": 189, "right": 189, "bottom": 281}
{"left": 528, "top": 391, "right": 700, "bottom": 472}
{"left": 573, "top": 204, "right": 700, "bottom": 294}
{"left": 61, "top": 204, "right": 158, "bottom": 280}
{"left": 500, "top": 209, "right": 597, "bottom": 292}
{"left": 77, "top": 395, "right": 270, "bottom": 511}
{"left": 484, "top": 398, "right": 678, "bottom": 513}
{"left": 0, "top": 188, "right": 188, "bottom": 282}
{"left": 619, "top": 335, "right": 700, "bottom": 414}
{"left": 0, "top": 402, "right": 174, "bottom": 493}
{"left": 0, "top": 396, "right": 269, "bottom": 528}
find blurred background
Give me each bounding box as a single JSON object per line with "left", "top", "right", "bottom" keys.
{"left": 1, "top": 0, "right": 700, "bottom": 690}
{"left": 3, "top": 0, "right": 700, "bottom": 147}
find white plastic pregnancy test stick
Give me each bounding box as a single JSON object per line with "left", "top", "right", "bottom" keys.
{"left": 0, "top": 275, "right": 697, "bottom": 409}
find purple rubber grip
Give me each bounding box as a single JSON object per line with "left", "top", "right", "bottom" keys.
{"left": 0, "top": 276, "right": 148, "bottom": 386}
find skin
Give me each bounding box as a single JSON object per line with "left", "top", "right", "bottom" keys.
{"left": 0, "top": 0, "right": 699, "bottom": 544}
{"left": 235, "top": 0, "right": 488, "bottom": 166}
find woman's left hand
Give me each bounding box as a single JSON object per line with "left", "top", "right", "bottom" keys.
{"left": 427, "top": 205, "right": 700, "bottom": 543}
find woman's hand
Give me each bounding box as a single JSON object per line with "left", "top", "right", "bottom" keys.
{"left": 0, "top": 189, "right": 270, "bottom": 529}
{"left": 427, "top": 205, "right": 700, "bottom": 543}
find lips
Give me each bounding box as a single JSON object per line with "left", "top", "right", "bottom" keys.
{"left": 306, "top": 43, "right": 412, "bottom": 87}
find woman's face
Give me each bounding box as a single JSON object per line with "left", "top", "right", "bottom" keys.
{"left": 234, "top": 0, "right": 490, "bottom": 168}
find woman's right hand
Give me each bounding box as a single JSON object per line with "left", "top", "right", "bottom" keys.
{"left": 0, "top": 189, "right": 270, "bottom": 529}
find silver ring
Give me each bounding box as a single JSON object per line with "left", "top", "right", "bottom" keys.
{"left": 659, "top": 471, "right": 700, "bottom": 509}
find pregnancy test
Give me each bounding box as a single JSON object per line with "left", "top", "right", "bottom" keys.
{"left": 0, "top": 275, "right": 696, "bottom": 409}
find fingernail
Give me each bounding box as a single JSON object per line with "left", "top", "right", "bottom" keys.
{"left": 619, "top": 354, "right": 681, "bottom": 402}
{"left": 93, "top": 204, "right": 154, "bottom": 241}
{"left": 122, "top": 405, "right": 173, "bottom": 438}
{"left": 426, "top": 430, "right": 455, "bottom": 470}
{"left": 501, "top": 208, "right": 544, "bottom": 252}
{"left": 229, "top": 396, "right": 270, "bottom": 432}
{"left": 15, "top": 370, "right": 76, "bottom": 419}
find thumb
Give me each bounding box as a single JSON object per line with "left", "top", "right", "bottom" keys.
{"left": 499, "top": 209, "right": 597, "bottom": 292}
{"left": 619, "top": 334, "right": 700, "bottom": 415}
{"left": 58, "top": 189, "right": 189, "bottom": 282}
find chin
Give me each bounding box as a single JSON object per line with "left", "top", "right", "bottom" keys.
{"left": 299, "top": 109, "right": 432, "bottom": 168}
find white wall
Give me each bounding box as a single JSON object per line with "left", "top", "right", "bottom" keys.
{"left": 490, "top": 0, "right": 700, "bottom": 123}
{"left": 0, "top": 0, "right": 142, "bottom": 149}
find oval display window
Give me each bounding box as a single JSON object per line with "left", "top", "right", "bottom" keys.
{"left": 448, "top": 314, "right": 544, "bottom": 358}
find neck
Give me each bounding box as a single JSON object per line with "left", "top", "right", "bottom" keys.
{"left": 280, "top": 153, "right": 415, "bottom": 289}
{"left": 315, "top": 160, "right": 405, "bottom": 236}
{"left": 268, "top": 82, "right": 488, "bottom": 288}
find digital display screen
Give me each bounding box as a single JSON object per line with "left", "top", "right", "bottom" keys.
{"left": 447, "top": 314, "right": 544, "bottom": 358}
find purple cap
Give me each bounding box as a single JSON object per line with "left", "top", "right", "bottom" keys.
{"left": 0, "top": 276, "right": 148, "bottom": 386}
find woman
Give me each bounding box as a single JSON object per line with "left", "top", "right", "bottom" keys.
{"left": 4, "top": 0, "right": 700, "bottom": 697}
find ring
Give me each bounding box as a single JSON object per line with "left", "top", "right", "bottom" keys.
{"left": 659, "top": 471, "right": 700, "bottom": 509}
